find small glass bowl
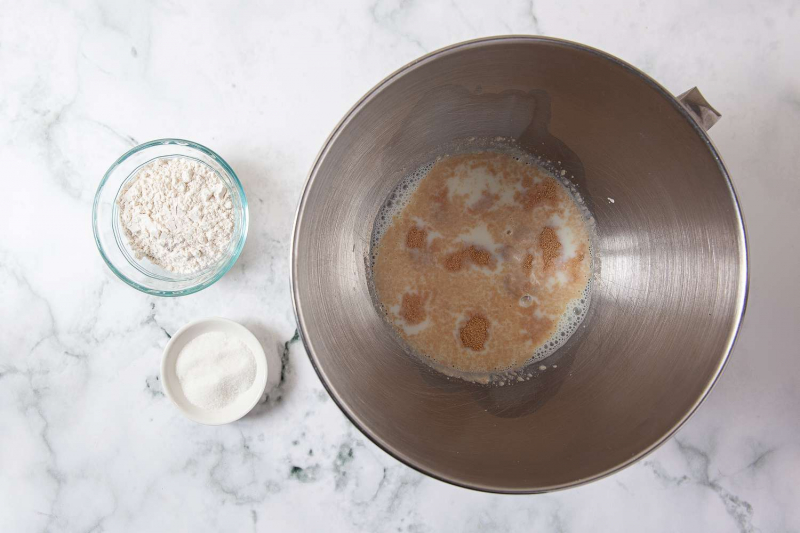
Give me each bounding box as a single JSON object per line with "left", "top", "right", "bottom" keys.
{"left": 93, "top": 139, "right": 248, "bottom": 297}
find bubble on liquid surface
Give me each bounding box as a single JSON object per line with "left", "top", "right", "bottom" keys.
{"left": 370, "top": 160, "right": 435, "bottom": 266}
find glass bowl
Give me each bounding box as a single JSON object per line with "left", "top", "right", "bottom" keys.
{"left": 93, "top": 139, "right": 248, "bottom": 297}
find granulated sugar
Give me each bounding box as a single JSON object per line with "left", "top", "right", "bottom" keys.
{"left": 176, "top": 332, "right": 256, "bottom": 410}
{"left": 117, "top": 157, "right": 234, "bottom": 274}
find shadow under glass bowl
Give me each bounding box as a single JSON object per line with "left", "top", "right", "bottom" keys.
{"left": 93, "top": 139, "right": 248, "bottom": 297}
{"left": 291, "top": 36, "right": 748, "bottom": 493}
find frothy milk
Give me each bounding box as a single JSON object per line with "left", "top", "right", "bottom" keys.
{"left": 370, "top": 151, "right": 593, "bottom": 381}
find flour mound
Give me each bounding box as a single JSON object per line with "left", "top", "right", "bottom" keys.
{"left": 117, "top": 157, "right": 235, "bottom": 274}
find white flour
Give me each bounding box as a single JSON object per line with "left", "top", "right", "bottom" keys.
{"left": 176, "top": 332, "right": 256, "bottom": 410}
{"left": 117, "top": 157, "right": 235, "bottom": 274}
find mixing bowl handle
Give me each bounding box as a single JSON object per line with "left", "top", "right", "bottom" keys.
{"left": 677, "top": 87, "right": 721, "bottom": 131}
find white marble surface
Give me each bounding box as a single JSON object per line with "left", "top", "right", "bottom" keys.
{"left": 1, "top": 0, "right": 798, "bottom": 531}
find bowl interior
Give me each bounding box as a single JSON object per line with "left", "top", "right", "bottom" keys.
{"left": 93, "top": 140, "right": 248, "bottom": 296}
{"left": 292, "top": 37, "right": 747, "bottom": 492}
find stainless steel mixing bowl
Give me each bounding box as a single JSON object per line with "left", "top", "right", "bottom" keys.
{"left": 291, "top": 36, "right": 748, "bottom": 493}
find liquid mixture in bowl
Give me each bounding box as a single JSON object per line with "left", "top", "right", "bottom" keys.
{"left": 370, "top": 151, "right": 593, "bottom": 381}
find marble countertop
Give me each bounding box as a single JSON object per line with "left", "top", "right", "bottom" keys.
{"left": 2, "top": 0, "right": 798, "bottom": 531}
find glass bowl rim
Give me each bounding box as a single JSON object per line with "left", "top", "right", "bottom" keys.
{"left": 92, "top": 138, "right": 249, "bottom": 297}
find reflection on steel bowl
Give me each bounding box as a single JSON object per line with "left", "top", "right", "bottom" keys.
{"left": 291, "top": 36, "right": 747, "bottom": 493}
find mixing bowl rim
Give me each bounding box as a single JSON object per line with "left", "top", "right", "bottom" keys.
{"left": 290, "top": 35, "right": 749, "bottom": 493}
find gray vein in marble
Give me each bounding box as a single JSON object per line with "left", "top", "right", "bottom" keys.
{"left": 41, "top": 98, "right": 82, "bottom": 201}
{"left": 205, "top": 433, "right": 273, "bottom": 505}
{"left": 674, "top": 438, "right": 756, "bottom": 533}
{"left": 644, "top": 459, "right": 691, "bottom": 487}
{"left": 142, "top": 301, "right": 171, "bottom": 339}
{"left": 369, "top": 0, "right": 427, "bottom": 53}
{"left": 615, "top": 478, "right": 632, "bottom": 494}
{"left": 25, "top": 371, "right": 65, "bottom": 532}
{"left": 1, "top": 259, "right": 59, "bottom": 354}
{"left": 448, "top": 0, "right": 478, "bottom": 33}
{"left": 80, "top": 51, "right": 113, "bottom": 76}
{"left": 548, "top": 510, "right": 568, "bottom": 533}
{"left": 527, "top": 0, "right": 542, "bottom": 34}
{"left": 385, "top": 469, "right": 424, "bottom": 515}
{"left": 264, "top": 329, "right": 299, "bottom": 404}
{"left": 743, "top": 447, "right": 775, "bottom": 473}
{"left": 374, "top": 467, "right": 389, "bottom": 501}
{"left": 289, "top": 465, "right": 320, "bottom": 483}
{"left": 84, "top": 496, "right": 118, "bottom": 533}
{"left": 93, "top": 120, "right": 138, "bottom": 148}
{"left": 0, "top": 367, "right": 21, "bottom": 380}
{"left": 0, "top": 255, "right": 93, "bottom": 369}
{"left": 144, "top": 374, "right": 163, "bottom": 398}
{"left": 69, "top": 278, "right": 109, "bottom": 349}
{"left": 333, "top": 443, "right": 356, "bottom": 490}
